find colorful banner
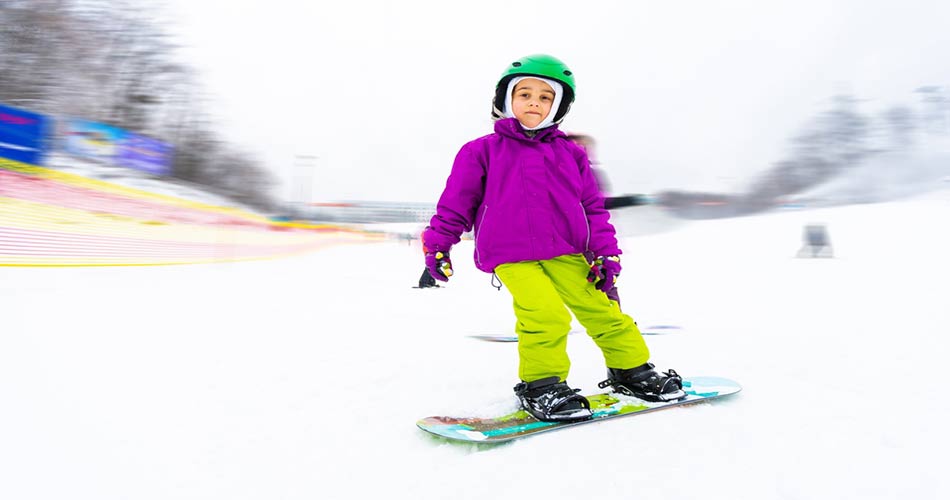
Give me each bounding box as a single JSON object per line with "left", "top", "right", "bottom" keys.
{"left": 62, "top": 118, "right": 172, "bottom": 176}
{"left": 117, "top": 132, "right": 173, "bottom": 176}
{"left": 62, "top": 118, "right": 124, "bottom": 163}
{"left": 0, "top": 103, "right": 50, "bottom": 165}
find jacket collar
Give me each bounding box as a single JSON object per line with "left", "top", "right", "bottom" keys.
{"left": 494, "top": 118, "right": 565, "bottom": 143}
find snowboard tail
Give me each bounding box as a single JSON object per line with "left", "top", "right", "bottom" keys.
{"left": 417, "top": 376, "right": 740, "bottom": 443}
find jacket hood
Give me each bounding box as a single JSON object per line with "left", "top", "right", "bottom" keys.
{"left": 494, "top": 118, "right": 566, "bottom": 143}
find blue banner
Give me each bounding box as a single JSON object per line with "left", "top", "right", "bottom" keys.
{"left": 117, "top": 132, "right": 173, "bottom": 176}
{"left": 0, "top": 103, "right": 50, "bottom": 165}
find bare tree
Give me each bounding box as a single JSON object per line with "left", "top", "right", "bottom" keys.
{"left": 743, "top": 95, "right": 876, "bottom": 203}
{"left": 883, "top": 105, "right": 916, "bottom": 149}
{"left": 914, "top": 86, "right": 949, "bottom": 134}
{"left": 0, "top": 0, "right": 277, "bottom": 211}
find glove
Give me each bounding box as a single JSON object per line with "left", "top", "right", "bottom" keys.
{"left": 425, "top": 251, "right": 453, "bottom": 282}
{"left": 587, "top": 255, "right": 621, "bottom": 291}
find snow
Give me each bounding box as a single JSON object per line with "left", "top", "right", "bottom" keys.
{"left": 2, "top": 190, "right": 949, "bottom": 499}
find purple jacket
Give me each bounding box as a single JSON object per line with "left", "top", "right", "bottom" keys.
{"left": 424, "top": 118, "right": 620, "bottom": 273}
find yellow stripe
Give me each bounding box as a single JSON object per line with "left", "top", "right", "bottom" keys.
{"left": 0, "top": 158, "right": 385, "bottom": 266}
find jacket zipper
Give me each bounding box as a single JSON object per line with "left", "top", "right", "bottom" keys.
{"left": 474, "top": 205, "right": 488, "bottom": 268}
{"left": 580, "top": 202, "right": 590, "bottom": 252}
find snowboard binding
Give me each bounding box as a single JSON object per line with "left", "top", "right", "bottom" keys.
{"left": 598, "top": 363, "right": 687, "bottom": 402}
{"left": 514, "top": 376, "right": 592, "bottom": 422}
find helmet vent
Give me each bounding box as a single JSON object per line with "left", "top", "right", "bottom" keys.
{"left": 512, "top": 62, "right": 522, "bottom": 67}
{"left": 563, "top": 70, "right": 572, "bottom": 76}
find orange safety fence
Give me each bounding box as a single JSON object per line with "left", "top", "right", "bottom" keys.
{"left": 0, "top": 158, "right": 382, "bottom": 266}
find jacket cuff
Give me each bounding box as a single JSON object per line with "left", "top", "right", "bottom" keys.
{"left": 421, "top": 227, "right": 452, "bottom": 254}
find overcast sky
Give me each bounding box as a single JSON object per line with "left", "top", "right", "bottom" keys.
{"left": 165, "top": 0, "right": 950, "bottom": 203}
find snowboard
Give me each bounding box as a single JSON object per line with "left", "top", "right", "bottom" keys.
{"left": 417, "top": 376, "right": 740, "bottom": 443}
{"left": 468, "top": 324, "right": 681, "bottom": 342}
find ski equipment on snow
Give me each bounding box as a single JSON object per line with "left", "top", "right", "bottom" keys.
{"left": 417, "top": 376, "right": 741, "bottom": 443}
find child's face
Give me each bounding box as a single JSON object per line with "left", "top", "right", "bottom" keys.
{"left": 510, "top": 78, "right": 555, "bottom": 129}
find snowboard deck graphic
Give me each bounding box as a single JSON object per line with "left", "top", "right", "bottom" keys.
{"left": 417, "top": 376, "right": 740, "bottom": 443}
{"left": 468, "top": 325, "right": 681, "bottom": 342}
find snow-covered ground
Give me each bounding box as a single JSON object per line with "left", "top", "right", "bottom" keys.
{"left": 2, "top": 190, "right": 949, "bottom": 500}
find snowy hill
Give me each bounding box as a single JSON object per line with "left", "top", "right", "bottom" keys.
{"left": 44, "top": 152, "right": 255, "bottom": 212}
{"left": 1, "top": 189, "right": 948, "bottom": 500}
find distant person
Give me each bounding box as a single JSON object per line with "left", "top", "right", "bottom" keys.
{"left": 421, "top": 54, "right": 685, "bottom": 423}
{"left": 564, "top": 133, "right": 626, "bottom": 307}
{"left": 564, "top": 133, "right": 650, "bottom": 210}
{"left": 798, "top": 224, "right": 833, "bottom": 258}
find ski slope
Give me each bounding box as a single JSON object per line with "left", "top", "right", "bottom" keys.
{"left": 2, "top": 191, "right": 949, "bottom": 500}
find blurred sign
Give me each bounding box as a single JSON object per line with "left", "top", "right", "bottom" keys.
{"left": 0, "top": 103, "right": 50, "bottom": 165}
{"left": 62, "top": 118, "right": 124, "bottom": 163}
{"left": 117, "top": 133, "right": 173, "bottom": 176}
{"left": 62, "top": 119, "right": 173, "bottom": 176}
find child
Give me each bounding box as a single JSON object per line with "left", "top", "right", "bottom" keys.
{"left": 422, "top": 54, "right": 684, "bottom": 422}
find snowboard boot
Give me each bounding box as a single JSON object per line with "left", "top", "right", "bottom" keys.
{"left": 417, "top": 268, "right": 440, "bottom": 288}
{"left": 513, "top": 376, "right": 592, "bottom": 422}
{"left": 597, "top": 363, "right": 686, "bottom": 402}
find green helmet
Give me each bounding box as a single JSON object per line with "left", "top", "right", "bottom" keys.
{"left": 492, "top": 54, "right": 576, "bottom": 124}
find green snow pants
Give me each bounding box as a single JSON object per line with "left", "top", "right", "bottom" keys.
{"left": 494, "top": 253, "right": 650, "bottom": 383}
